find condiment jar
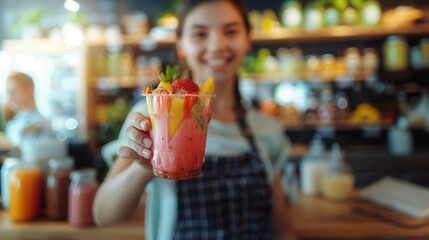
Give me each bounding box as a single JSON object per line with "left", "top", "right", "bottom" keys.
{"left": 68, "top": 168, "right": 98, "bottom": 226}
{"left": 46, "top": 157, "right": 74, "bottom": 219}
{"left": 9, "top": 162, "right": 42, "bottom": 221}
{"left": 321, "top": 143, "right": 355, "bottom": 201}
{"left": 383, "top": 35, "right": 409, "bottom": 72}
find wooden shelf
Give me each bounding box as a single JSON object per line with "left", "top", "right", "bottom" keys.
{"left": 251, "top": 24, "right": 429, "bottom": 44}
{"left": 241, "top": 71, "right": 370, "bottom": 84}
{"left": 5, "top": 24, "right": 427, "bottom": 50}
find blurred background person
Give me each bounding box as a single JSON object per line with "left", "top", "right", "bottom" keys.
{"left": 3, "top": 71, "right": 53, "bottom": 146}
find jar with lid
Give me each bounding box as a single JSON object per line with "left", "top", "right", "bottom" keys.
{"left": 383, "top": 35, "right": 409, "bottom": 72}
{"left": 1, "top": 157, "right": 19, "bottom": 209}
{"left": 68, "top": 168, "right": 98, "bottom": 226}
{"left": 300, "top": 135, "right": 329, "bottom": 196}
{"left": 321, "top": 143, "right": 355, "bottom": 201}
{"left": 46, "top": 157, "right": 74, "bottom": 219}
{"left": 9, "top": 162, "right": 42, "bottom": 221}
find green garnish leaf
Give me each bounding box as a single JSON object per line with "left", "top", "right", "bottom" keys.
{"left": 172, "top": 64, "right": 182, "bottom": 80}
{"left": 158, "top": 64, "right": 183, "bottom": 83}
{"left": 166, "top": 65, "right": 172, "bottom": 83}
{"left": 158, "top": 72, "right": 166, "bottom": 82}
{"left": 192, "top": 103, "right": 204, "bottom": 129}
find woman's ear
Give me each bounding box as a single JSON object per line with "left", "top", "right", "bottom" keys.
{"left": 176, "top": 40, "right": 185, "bottom": 59}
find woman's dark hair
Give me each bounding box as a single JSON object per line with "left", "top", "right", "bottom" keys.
{"left": 176, "top": 0, "right": 251, "bottom": 38}
{"left": 175, "top": 0, "right": 251, "bottom": 113}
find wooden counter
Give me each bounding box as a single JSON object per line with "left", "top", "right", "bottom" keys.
{"left": 2, "top": 190, "right": 429, "bottom": 240}
{"left": 0, "top": 202, "right": 145, "bottom": 240}
{"left": 287, "top": 194, "right": 429, "bottom": 240}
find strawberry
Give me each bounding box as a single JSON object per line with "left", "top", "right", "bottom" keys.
{"left": 184, "top": 92, "right": 198, "bottom": 116}
{"left": 172, "top": 79, "right": 199, "bottom": 94}
{"left": 142, "top": 86, "right": 152, "bottom": 94}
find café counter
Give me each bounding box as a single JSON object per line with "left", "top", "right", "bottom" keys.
{"left": 0, "top": 200, "right": 145, "bottom": 240}
{"left": 286, "top": 193, "right": 429, "bottom": 240}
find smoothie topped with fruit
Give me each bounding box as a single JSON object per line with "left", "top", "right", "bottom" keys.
{"left": 142, "top": 65, "right": 214, "bottom": 180}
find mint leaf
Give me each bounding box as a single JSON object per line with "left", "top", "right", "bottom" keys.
{"left": 158, "top": 72, "right": 166, "bottom": 82}
{"left": 166, "top": 65, "right": 172, "bottom": 83}
{"left": 192, "top": 103, "right": 204, "bottom": 129}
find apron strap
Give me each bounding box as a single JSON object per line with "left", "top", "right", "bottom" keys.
{"left": 235, "top": 104, "right": 261, "bottom": 159}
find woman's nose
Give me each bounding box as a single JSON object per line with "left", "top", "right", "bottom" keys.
{"left": 207, "top": 31, "right": 227, "bottom": 52}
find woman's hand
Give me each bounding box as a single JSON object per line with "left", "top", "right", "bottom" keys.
{"left": 117, "top": 112, "right": 153, "bottom": 170}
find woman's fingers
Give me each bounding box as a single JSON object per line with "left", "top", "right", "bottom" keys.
{"left": 125, "top": 126, "right": 152, "bottom": 148}
{"left": 117, "top": 146, "right": 152, "bottom": 169}
{"left": 129, "top": 112, "right": 151, "bottom": 131}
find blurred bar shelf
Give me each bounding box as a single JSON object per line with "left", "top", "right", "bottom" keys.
{"left": 5, "top": 24, "right": 428, "bottom": 50}
{"left": 251, "top": 24, "right": 429, "bottom": 44}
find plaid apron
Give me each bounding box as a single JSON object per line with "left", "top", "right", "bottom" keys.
{"left": 173, "top": 108, "right": 273, "bottom": 240}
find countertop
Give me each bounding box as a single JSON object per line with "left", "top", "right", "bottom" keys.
{"left": 0, "top": 200, "right": 145, "bottom": 240}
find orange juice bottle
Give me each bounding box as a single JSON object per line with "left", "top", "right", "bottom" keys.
{"left": 9, "top": 162, "right": 42, "bottom": 221}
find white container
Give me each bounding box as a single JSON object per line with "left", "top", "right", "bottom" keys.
{"left": 300, "top": 135, "right": 329, "bottom": 196}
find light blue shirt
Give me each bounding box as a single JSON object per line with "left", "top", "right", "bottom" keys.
{"left": 119, "top": 100, "right": 290, "bottom": 240}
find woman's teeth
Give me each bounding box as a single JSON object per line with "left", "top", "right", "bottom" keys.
{"left": 207, "top": 59, "right": 226, "bottom": 67}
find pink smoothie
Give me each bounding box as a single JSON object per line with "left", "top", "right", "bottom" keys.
{"left": 150, "top": 113, "right": 209, "bottom": 180}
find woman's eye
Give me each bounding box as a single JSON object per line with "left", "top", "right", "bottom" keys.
{"left": 225, "top": 29, "right": 238, "bottom": 37}
{"left": 192, "top": 31, "right": 207, "bottom": 39}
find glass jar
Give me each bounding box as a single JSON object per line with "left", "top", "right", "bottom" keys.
{"left": 361, "top": 0, "right": 381, "bottom": 26}
{"left": 280, "top": 0, "right": 303, "bottom": 29}
{"left": 321, "top": 144, "right": 355, "bottom": 201}
{"left": 421, "top": 38, "right": 429, "bottom": 68}
{"left": 304, "top": 2, "right": 324, "bottom": 31}
{"left": 68, "top": 168, "right": 98, "bottom": 226}
{"left": 383, "top": 35, "right": 409, "bottom": 72}
{"left": 9, "top": 162, "right": 42, "bottom": 221}
{"left": 1, "top": 157, "right": 19, "bottom": 209}
{"left": 46, "top": 157, "right": 74, "bottom": 219}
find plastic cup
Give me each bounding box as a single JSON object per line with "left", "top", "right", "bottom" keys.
{"left": 143, "top": 93, "right": 214, "bottom": 180}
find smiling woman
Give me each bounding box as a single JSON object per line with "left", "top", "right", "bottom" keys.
{"left": 93, "top": 1, "right": 292, "bottom": 239}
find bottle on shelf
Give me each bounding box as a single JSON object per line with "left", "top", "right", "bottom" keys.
{"left": 361, "top": 0, "right": 382, "bottom": 27}
{"left": 304, "top": 2, "right": 324, "bottom": 31}
{"left": 300, "top": 135, "right": 329, "bottom": 196}
{"left": 383, "top": 35, "right": 409, "bottom": 72}
{"left": 321, "top": 143, "right": 355, "bottom": 201}
{"left": 324, "top": 6, "right": 340, "bottom": 27}
{"left": 280, "top": 0, "right": 303, "bottom": 29}
{"left": 388, "top": 117, "right": 413, "bottom": 156}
